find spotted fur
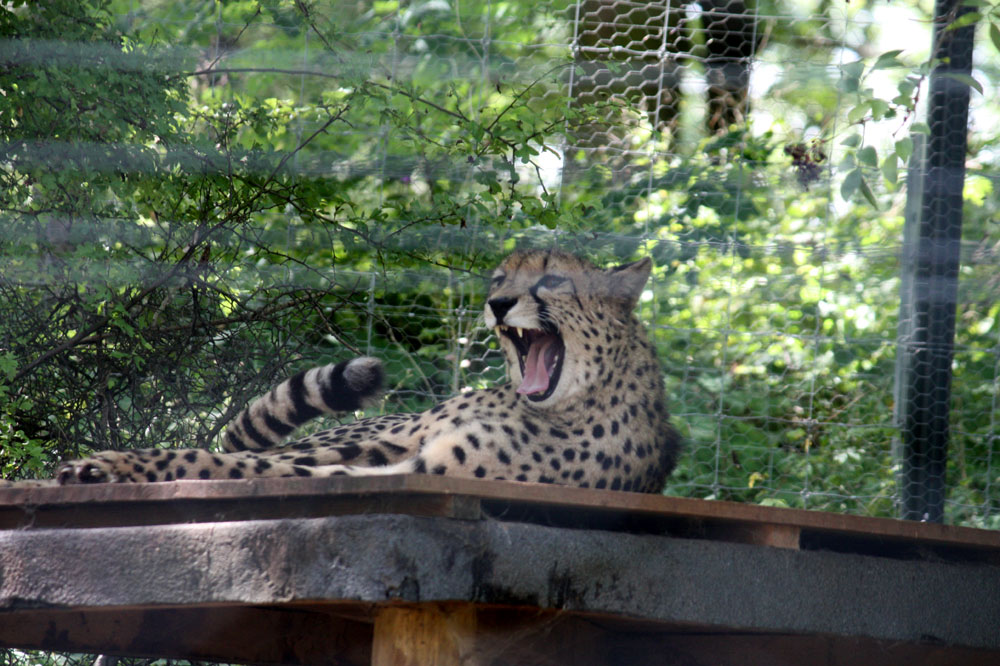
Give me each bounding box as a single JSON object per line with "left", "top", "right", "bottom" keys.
{"left": 54, "top": 250, "right": 681, "bottom": 492}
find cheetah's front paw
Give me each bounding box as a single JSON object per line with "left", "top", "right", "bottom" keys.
{"left": 57, "top": 458, "right": 121, "bottom": 485}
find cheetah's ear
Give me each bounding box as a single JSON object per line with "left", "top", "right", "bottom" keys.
{"left": 605, "top": 257, "right": 652, "bottom": 311}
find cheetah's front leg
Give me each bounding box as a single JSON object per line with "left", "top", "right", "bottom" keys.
{"left": 55, "top": 448, "right": 423, "bottom": 484}
{"left": 57, "top": 449, "right": 251, "bottom": 484}
{"left": 57, "top": 452, "right": 140, "bottom": 484}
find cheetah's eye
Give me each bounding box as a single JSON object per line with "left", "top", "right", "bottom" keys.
{"left": 537, "top": 274, "right": 567, "bottom": 289}
{"left": 490, "top": 274, "right": 505, "bottom": 287}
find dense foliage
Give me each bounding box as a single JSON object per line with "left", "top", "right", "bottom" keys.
{"left": 1, "top": 0, "right": 998, "bottom": 530}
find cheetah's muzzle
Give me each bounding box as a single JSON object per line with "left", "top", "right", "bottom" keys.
{"left": 499, "top": 325, "right": 565, "bottom": 401}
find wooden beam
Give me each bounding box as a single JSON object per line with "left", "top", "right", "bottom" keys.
{"left": 1, "top": 475, "right": 996, "bottom": 556}
{"left": 0, "top": 605, "right": 372, "bottom": 665}
{"left": 372, "top": 604, "right": 478, "bottom": 666}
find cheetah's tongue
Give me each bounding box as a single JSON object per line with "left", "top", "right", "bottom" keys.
{"left": 517, "top": 336, "right": 557, "bottom": 395}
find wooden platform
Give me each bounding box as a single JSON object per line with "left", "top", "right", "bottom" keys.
{"left": 1, "top": 475, "right": 998, "bottom": 665}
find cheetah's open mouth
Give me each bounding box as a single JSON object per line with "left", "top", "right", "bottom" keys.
{"left": 499, "top": 325, "right": 565, "bottom": 401}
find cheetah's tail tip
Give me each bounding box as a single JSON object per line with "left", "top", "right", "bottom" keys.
{"left": 342, "top": 356, "right": 385, "bottom": 404}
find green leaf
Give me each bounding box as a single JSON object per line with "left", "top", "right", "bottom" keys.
{"left": 0, "top": 353, "right": 17, "bottom": 380}
{"left": 870, "top": 98, "right": 890, "bottom": 119}
{"left": 991, "top": 23, "right": 1000, "bottom": 54}
{"left": 939, "top": 72, "right": 984, "bottom": 94}
{"left": 873, "top": 49, "right": 904, "bottom": 70}
{"left": 944, "top": 11, "right": 980, "bottom": 31}
{"left": 895, "top": 137, "right": 914, "bottom": 163}
{"left": 841, "top": 134, "right": 862, "bottom": 148}
{"left": 847, "top": 102, "right": 870, "bottom": 124}
{"left": 859, "top": 175, "right": 879, "bottom": 208}
{"left": 840, "top": 60, "right": 865, "bottom": 92}
{"left": 841, "top": 168, "right": 862, "bottom": 201}
{"left": 881, "top": 153, "right": 899, "bottom": 185}
{"left": 838, "top": 152, "right": 856, "bottom": 171}
{"left": 858, "top": 146, "right": 878, "bottom": 168}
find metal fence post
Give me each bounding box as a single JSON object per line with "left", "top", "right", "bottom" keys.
{"left": 896, "top": 0, "right": 976, "bottom": 522}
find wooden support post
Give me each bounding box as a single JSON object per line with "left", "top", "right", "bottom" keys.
{"left": 372, "top": 604, "right": 478, "bottom": 666}
{"left": 753, "top": 524, "right": 801, "bottom": 549}
{"left": 704, "top": 522, "right": 802, "bottom": 550}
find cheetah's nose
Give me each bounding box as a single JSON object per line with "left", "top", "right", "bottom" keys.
{"left": 488, "top": 296, "right": 517, "bottom": 323}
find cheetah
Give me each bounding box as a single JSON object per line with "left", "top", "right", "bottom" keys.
{"left": 53, "top": 249, "right": 682, "bottom": 492}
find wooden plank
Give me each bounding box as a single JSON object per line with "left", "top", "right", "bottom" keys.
{"left": 371, "top": 604, "right": 478, "bottom": 666}
{"left": 0, "top": 491, "right": 481, "bottom": 530}
{"left": 0, "top": 474, "right": 997, "bottom": 554}
{"left": 2, "top": 602, "right": 998, "bottom": 666}
{"left": 468, "top": 610, "right": 1000, "bottom": 666}
{"left": 0, "top": 605, "right": 372, "bottom": 666}
{"left": 608, "top": 629, "right": 1000, "bottom": 666}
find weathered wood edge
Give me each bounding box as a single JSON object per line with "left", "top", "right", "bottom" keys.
{"left": 1, "top": 474, "right": 997, "bottom": 552}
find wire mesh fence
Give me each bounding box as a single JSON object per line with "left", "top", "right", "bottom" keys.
{"left": 1, "top": 0, "right": 997, "bottom": 531}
